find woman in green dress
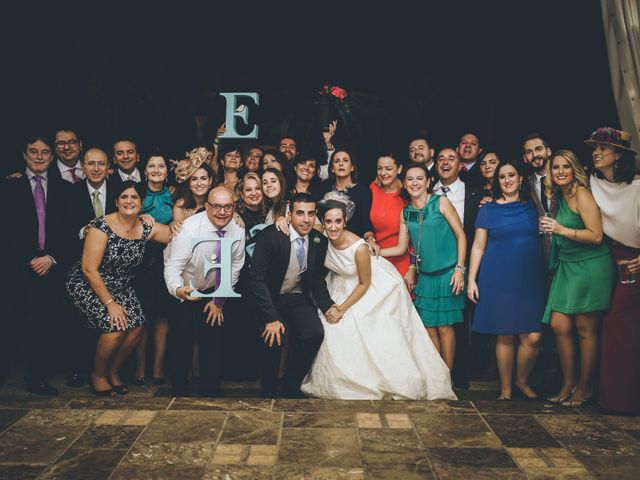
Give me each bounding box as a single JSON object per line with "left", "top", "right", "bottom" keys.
{"left": 539, "top": 150, "right": 614, "bottom": 407}
{"left": 381, "top": 163, "right": 466, "bottom": 371}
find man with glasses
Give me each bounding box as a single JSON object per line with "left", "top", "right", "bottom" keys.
{"left": 164, "top": 187, "right": 245, "bottom": 396}
{"left": 52, "top": 128, "right": 84, "bottom": 184}
{"left": 2, "top": 134, "right": 68, "bottom": 395}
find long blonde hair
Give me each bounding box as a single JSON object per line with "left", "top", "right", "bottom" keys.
{"left": 545, "top": 149, "right": 589, "bottom": 198}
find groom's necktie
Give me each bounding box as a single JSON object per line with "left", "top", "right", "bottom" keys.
{"left": 295, "top": 237, "right": 306, "bottom": 273}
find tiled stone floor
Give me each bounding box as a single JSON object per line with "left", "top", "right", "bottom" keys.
{"left": 0, "top": 375, "right": 638, "bottom": 479}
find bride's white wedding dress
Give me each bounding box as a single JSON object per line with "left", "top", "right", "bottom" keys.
{"left": 301, "top": 239, "right": 457, "bottom": 400}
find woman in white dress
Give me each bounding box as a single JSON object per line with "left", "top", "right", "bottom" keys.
{"left": 301, "top": 199, "right": 457, "bottom": 400}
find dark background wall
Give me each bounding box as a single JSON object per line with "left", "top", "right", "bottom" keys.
{"left": 3, "top": 1, "right": 618, "bottom": 181}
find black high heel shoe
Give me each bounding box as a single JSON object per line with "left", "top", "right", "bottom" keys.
{"left": 90, "top": 384, "right": 116, "bottom": 397}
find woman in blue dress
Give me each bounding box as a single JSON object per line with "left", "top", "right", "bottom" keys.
{"left": 467, "top": 160, "right": 545, "bottom": 400}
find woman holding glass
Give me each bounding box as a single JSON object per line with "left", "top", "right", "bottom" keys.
{"left": 586, "top": 127, "right": 640, "bottom": 414}
{"left": 539, "top": 149, "right": 614, "bottom": 407}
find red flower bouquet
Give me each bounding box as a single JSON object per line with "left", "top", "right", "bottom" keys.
{"left": 319, "top": 84, "right": 348, "bottom": 103}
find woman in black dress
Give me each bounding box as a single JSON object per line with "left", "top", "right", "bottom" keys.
{"left": 66, "top": 181, "right": 171, "bottom": 395}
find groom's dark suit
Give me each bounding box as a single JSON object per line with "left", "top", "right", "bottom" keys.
{"left": 249, "top": 224, "right": 335, "bottom": 396}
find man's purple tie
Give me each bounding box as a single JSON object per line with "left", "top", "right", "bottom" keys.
{"left": 70, "top": 168, "right": 81, "bottom": 183}
{"left": 213, "top": 230, "right": 226, "bottom": 307}
{"left": 33, "top": 175, "right": 46, "bottom": 250}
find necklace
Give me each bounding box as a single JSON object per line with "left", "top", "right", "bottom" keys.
{"left": 410, "top": 194, "right": 430, "bottom": 269}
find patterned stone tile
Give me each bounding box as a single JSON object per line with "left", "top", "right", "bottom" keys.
{"left": 0, "top": 425, "right": 84, "bottom": 464}
{"left": 412, "top": 414, "right": 502, "bottom": 447}
{"left": 373, "top": 399, "right": 476, "bottom": 414}
{"left": 123, "top": 441, "right": 215, "bottom": 467}
{"left": 67, "top": 396, "right": 172, "bottom": 410}
{"left": 427, "top": 447, "right": 518, "bottom": 469}
{"left": 218, "top": 411, "right": 281, "bottom": 445}
{"left": 0, "top": 464, "right": 47, "bottom": 480}
{"left": 385, "top": 413, "right": 413, "bottom": 429}
{"left": 359, "top": 428, "right": 426, "bottom": 465}
{"left": 536, "top": 415, "right": 640, "bottom": 456}
{"left": 203, "top": 465, "right": 276, "bottom": 479}
{"left": 138, "top": 410, "right": 226, "bottom": 443}
{"left": 170, "top": 397, "right": 273, "bottom": 412}
{"left": 110, "top": 465, "right": 205, "bottom": 480}
{"left": 0, "top": 408, "right": 28, "bottom": 432}
{"left": 73, "top": 425, "right": 143, "bottom": 449}
{"left": 508, "top": 448, "right": 592, "bottom": 478}
{"left": 94, "top": 409, "right": 156, "bottom": 426}
{"left": 484, "top": 415, "right": 561, "bottom": 448}
{"left": 38, "top": 448, "right": 127, "bottom": 480}
{"left": 433, "top": 466, "right": 526, "bottom": 479}
{"left": 275, "top": 465, "right": 366, "bottom": 479}
{"left": 283, "top": 412, "right": 356, "bottom": 428}
{"left": 274, "top": 399, "right": 376, "bottom": 412}
{"left": 279, "top": 428, "right": 362, "bottom": 468}
{"left": 578, "top": 455, "right": 640, "bottom": 479}
{"left": 473, "top": 400, "right": 574, "bottom": 415}
{"left": 17, "top": 408, "right": 101, "bottom": 426}
{"left": 364, "top": 462, "right": 435, "bottom": 479}
{"left": 356, "top": 412, "right": 382, "bottom": 428}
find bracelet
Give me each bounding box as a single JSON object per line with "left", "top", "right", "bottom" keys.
{"left": 454, "top": 265, "right": 466, "bottom": 273}
{"left": 104, "top": 298, "right": 114, "bottom": 307}
{"left": 572, "top": 229, "right": 577, "bottom": 240}
{"left": 408, "top": 265, "right": 417, "bottom": 271}
{"left": 213, "top": 138, "right": 220, "bottom": 145}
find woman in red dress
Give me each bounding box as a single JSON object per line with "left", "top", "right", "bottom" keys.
{"left": 370, "top": 153, "right": 410, "bottom": 277}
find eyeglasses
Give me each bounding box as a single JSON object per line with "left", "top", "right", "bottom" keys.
{"left": 55, "top": 139, "right": 79, "bottom": 148}
{"left": 205, "top": 202, "right": 235, "bottom": 212}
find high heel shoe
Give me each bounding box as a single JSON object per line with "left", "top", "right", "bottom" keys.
{"left": 547, "top": 386, "right": 576, "bottom": 404}
{"left": 90, "top": 384, "right": 116, "bottom": 397}
{"left": 111, "top": 384, "right": 129, "bottom": 395}
{"left": 561, "top": 389, "right": 594, "bottom": 408}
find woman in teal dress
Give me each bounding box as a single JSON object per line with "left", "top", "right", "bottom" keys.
{"left": 381, "top": 163, "right": 466, "bottom": 371}
{"left": 539, "top": 150, "right": 614, "bottom": 407}
{"left": 133, "top": 152, "right": 175, "bottom": 386}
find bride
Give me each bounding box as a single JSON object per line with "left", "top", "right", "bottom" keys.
{"left": 301, "top": 198, "right": 456, "bottom": 400}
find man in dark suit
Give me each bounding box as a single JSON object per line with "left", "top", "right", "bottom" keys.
{"left": 432, "top": 148, "right": 484, "bottom": 390}
{"left": 1, "top": 134, "right": 69, "bottom": 395}
{"left": 409, "top": 135, "right": 439, "bottom": 182}
{"left": 457, "top": 132, "right": 485, "bottom": 189}
{"left": 522, "top": 133, "right": 558, "bottom": 269}
{"left": 111, "top": 138, "right": 145, "bottom": 184}
{"left": 51, "top": 128, "right": 85, "bottom": 184}
{"left": 250, "top": 192, "right": 336, "bottom": 398}
{"left": 62, "top": 147, "right": 118, "bottom": 387}
{"left": 522, "top": 132, "right": 560, "bottom": 394}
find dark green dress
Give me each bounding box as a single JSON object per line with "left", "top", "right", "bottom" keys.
{"left": 542, "top": 197, "right": 614, "bottom": 323}
{"left": 405, "top": 195, "right": 465, "bottom": 327}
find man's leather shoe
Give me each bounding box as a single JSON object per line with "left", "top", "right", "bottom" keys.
{"left": 66, "top": 372, "right": 85, "bottom": 388}
{"left": 26, "top": 379, "right": 58, "bottom": 396}
{"left": 453, "top": 378, "right": 470, "bottom": 390}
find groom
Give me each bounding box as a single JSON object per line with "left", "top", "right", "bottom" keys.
{"left": 250, "top": 192, "right": 335, "bottom": 398}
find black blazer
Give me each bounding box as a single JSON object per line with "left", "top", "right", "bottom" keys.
{"left": 462, "top": 184, "right": 484, "bottom": 260}
{"left": 2, "top": 172, "right": 70, "bottom": 274}
{"left": 460, "top": 162, "right": 485, "bottom": 190}
{"left": 249, "top": 225, "right": 334, "bottom": 325}
{"left": 63, "top": 179, "right": 118, "bottom": 262}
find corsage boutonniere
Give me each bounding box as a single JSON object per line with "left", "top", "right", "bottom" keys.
{"left": 313, "top": 236, "right": 321, "bottom": 244}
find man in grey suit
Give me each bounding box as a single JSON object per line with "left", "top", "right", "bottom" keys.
{"left": 523, "top": 133, "right": 558, "bottom": 271}
{"left": 522, "top": 132, "right": 559, "bottom": 394}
